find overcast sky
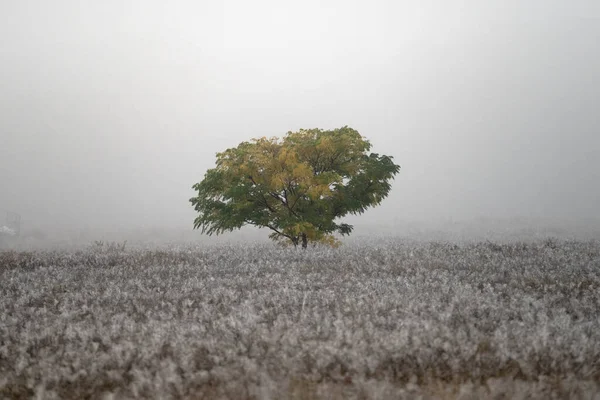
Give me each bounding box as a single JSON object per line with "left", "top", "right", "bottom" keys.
{"left": 1, "top": 0, "right": 599, "bottom": 234}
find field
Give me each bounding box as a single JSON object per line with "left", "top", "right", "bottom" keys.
{"left": 1, "top": 236, "right": 599, "bottom": 399}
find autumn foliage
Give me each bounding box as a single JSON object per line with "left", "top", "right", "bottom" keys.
{"left": 190, "top": 127, "right": 400, "bottom": 248}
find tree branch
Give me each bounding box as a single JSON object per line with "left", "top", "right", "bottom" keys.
{"left": 248, "top": 175, "right": 278, "bottom": 214}
{"left": 248, "top": 221, "right": 293, "bottom": 240}
{"left": 327, "top": 151, "right": 343, "bottom": 171}
{"left": 310, "top": 151, "right": 322, "bottom": 174}
{"left": 267, "top": 224, "right": 292, "bottom": 239}
{"left": 269, "top": 191, "right": 302, "bottom": 218}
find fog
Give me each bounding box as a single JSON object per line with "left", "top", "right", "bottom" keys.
{"left": 1, "top": 0, "right": 599, "bottom": 241}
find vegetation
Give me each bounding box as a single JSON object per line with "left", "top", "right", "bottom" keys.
{"left": 1, "top": 237, "right": 599, "bottom": 399}
{"left": 190, "top": 127, "right": 400, "bottom": 248}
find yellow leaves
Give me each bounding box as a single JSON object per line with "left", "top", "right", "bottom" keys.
{"left": 319, "top": 235, "right": 342, "bottom": 248}
{"left": 237, "top": 163, "right": 250, "bottom": 175}
{"left": 217, "top": 129, "right": 364, "bottom": 195}
{"left": 306, "top": 183, "right": 332, "bottom": 200}
{"left": 287, "top": 221, "right": 314, "bottom": 236}
{"left": 270, "top": 173, "right": 286, "bottom": 189}
{"left": 316, "top": 136, "right": 334, "bottom": 152}
{"left": 281, "top": 222, "right": 342, "bottom": 248}
{"left": 306, "top": 186, "right": 319, "bottom": 200}
{"left": 277, "top": 149, "right": 287, "bottom": 164}
{"left": 291, "top": 163, "right": 312, "bottom": 181}
{"left": 218, "top": 137, "right": 315, "bottom": 193}
{"left": 278, "top": 146, "right": 294, "bottom": 164}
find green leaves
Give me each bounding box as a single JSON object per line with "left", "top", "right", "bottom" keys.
{"left": 190, "top": 126, "right": 400, "bottom": 248}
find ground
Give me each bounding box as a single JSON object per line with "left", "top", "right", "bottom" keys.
{"left": 0, "top": 237, "right": 599, "bottom": 399}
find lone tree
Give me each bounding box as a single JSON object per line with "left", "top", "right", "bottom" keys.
{"left": 190, "top": 126, "right": 400, "bottom": 248}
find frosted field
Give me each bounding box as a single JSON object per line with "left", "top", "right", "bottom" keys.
{"left": 1, "top": 237, "right": 599, "bottom": 399}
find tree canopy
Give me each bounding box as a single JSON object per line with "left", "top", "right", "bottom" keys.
{"left": 190, "top": 126, "right": 400, "bottom": 248}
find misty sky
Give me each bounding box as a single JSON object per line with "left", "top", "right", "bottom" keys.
{"left": 1, "top": 0, "right": 599, "bottom": 234}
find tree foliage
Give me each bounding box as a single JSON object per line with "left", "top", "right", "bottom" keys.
{"left": 190, "top": 126, "right": 400, "bottom": 248}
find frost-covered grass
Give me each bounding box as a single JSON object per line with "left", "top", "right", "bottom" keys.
{"left": 1, "top": 238, "right": 599, "bottom": 399}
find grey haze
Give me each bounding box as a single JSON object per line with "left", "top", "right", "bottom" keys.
{"left": 1, "top": 0, "right": 599, "bottom": 239}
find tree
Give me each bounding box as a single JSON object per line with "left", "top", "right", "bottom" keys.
{"left": 190, "top": 126, "right": 400, "bottom": 248}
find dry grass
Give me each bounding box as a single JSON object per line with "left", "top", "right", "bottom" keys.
{"left": 1, "top": 237, "right": 599, "bottom": 399}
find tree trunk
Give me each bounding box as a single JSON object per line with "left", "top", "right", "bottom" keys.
{"left": 301, "top": 233, "right": 308, "bottom": 249}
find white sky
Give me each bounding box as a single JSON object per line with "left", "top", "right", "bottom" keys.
{"left": 1, "top": 0, "right": 599, "bottom": 233}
